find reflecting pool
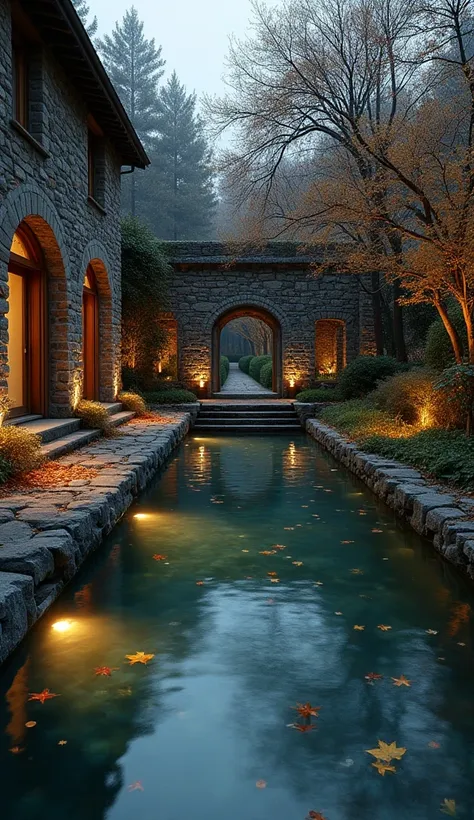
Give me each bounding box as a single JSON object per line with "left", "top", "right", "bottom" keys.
{"left": 1, "top": 435, "right": 474, "bottom": 820}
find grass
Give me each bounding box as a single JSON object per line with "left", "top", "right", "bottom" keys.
{"left": 319, "top": 400, "right": 474, "bottom": 490}
{"left": 296, "top": 387, "right": 343, "bottom": 403}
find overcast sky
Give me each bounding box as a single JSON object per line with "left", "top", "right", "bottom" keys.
{"left": 91, "top": 0, "right": 277, "bottom": 101}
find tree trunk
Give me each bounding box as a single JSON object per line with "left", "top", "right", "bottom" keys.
{"left": 435, "top": 300, "right": 463, "bottom": 363}
{"left": 460, "top": 299, "right": 474, "bottom": 364}
{"left": 392, "top": 279, "right": 407, "bottom": 361}
{"left": 371, "top": 272, "right": 384, "bottom": 355}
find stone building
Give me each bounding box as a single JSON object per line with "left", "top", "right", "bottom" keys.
{"left": 0, "top": 0, "right": 148, "bottom": 420}
{"left": 164, "top": 242, "right": 376, "bottom": 396}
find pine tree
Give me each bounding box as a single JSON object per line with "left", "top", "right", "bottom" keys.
{"left": 97, "top": 7, "right": 165, "bottom": 214}
{"left": 137, "top": 72, "right": 217, "bottom": 239}
{"left": 71, "top": 0, "right": 98, "bottom": 39}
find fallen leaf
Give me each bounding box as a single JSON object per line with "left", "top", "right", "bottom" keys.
{"left": 272, "top": 544, "right": 287, "bottom": 550}
{"left": 353, "top": 625, "right": 365, "bottom": 631}
{"left": 25, "top": 721, "right": 37, "bottom": 728}
{"left": 125, "top": 652, "right": 154, "bottom": 666}
{"left": 335, "top": 612, "right": 343, "bottom": 616}
{"left": 267, "top": 571, "right": 278, "bottom": 576}
{"left": 377, "top": 625, "right": 392, "bottom": 631}
{"left": 28, "top": 689, "right": 60, "bottom": 704}
{"left": 306, "top": 813, "right": 327, "bottom": 820}
{"left": 284, "top": 527, "right": 295, "bottom": 531}
{"left": 341, "top": 540, "right": 354, "bottom": 544}
{"left": 392, "top": 675, "right": 411, "bottom": 687}
{"left": 293, "top": 702, "right": 321, "bottom": 719}
{"left": 153, "top": 554, "right": 167, "bottom": 561}
{"left": 314, "top": 581, "right": 324, "bottom": 586}
{"left": 457, "top": 642, "right": 466, "bottom": 646}
{"left": 94, "top": 666, "right": 119, "bottom": 677}
{"left": 426, "top": 629, "right": 438, "bottom": 635}
{"left": 372, "top": 529, "right": 383, "bottom": 533}
{"left": 9, "top": 746, "right": 24, "bottom": 754}
{"left": 241, "top": 549, "right": 249, "bottom": 553}
{"left": 350, "top": 568, "right": 363, "bottom": 575}
{"left": 372, "top": 761, "right": 397, "bottom": 776}
{"left": 366, "top": 740, "right": 406, "bottom": 763}
{"left": 128, "top": 781, "right": 144, "bottom": 792}
{"left": 256, "top": 780, "right": 267, "bottom": 789}
{"left": 260, "top": 550, "right": 276, "bottom": 556}
{"left": 292, "top": 561, "right": 303, "bottom": 566}
{"left": 270, "top": 578, "right": 280, "bottom": 583}
{"left": 196, "top": 581, "right": 204, "bottom": 586}
{"left": 365, "top": 672, "right": 383, "bottom": 682}
{"left": 428, "top": 741, "right": 440, "bottom": 749}
{"left": 58, "top": 740, "right": 67, "bottom": 746}
{"left": 440, "top": 799, "right": 457, "bottom": 816}
{"left": 291, "top": 722, "right": 315, "bottom": 732}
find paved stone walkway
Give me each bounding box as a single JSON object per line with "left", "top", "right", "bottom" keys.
{"left": 0, "top": 412, "right": 191, "bottom": 665}
{"left": 220, "top": 362, "right": 273, "bottom": 394}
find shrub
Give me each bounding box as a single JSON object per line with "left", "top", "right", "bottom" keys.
{"left": 319, "top": 400, "right": 408, "bottom": 438}
{"left": 239, "top": 355, "right": 254, "bottom": 374}
{"left": 339, "top": 356, "right": 407, "bottom": 399}
{"left": 260, "top": 360, "right": 273, "bottom": 389}
{"left": 0, "top": 426, "right": 44, "bottom": 475}
{"left": 0, "top": 455, "right": 12, "bottom": 485}
{"left": 220, "top": 356, "right": 230, "bottom": 386}
{"left": 296, "top": 387, "right": 343, "bottom": 402}
{"left": 370, "top": 369, "right": 442, "bottom": 426}
{"left": 249, "top": 354, "right": 272, "bottom": 383}
{"left": 425, "top": 305, "right": 467, "bottom": 370}
{"left": 144, "top": 389, "right": 197, "bottom": 404}
{"left": 75, "top": 400, "right": 113, "bottom": 434}
{"left": 435, "top": 364, "right": 474, "bottom": 435}
{"left": 118, "top": 391, "right": 147, "bottom": 416}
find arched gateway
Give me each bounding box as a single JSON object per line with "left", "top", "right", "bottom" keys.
{"left": 163, "top": 242, "right": 376, "bottom": 398}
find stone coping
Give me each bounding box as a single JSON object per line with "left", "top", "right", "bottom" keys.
{"left": 0, "top": 412, "right": 192, "bottom": 665}
{"left": 306, "top": 420, "right": 474, "bottom": 581}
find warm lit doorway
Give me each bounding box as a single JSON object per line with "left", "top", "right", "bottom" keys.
{"left": 7, "top": 227, "right": 46, "bottom": 418}
{"left": 82, "top": 266, "right": 99, "bottom": 400}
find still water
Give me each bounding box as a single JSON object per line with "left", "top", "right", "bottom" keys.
{"left": 1, "top": 435, "right": 474, "bottom": 820}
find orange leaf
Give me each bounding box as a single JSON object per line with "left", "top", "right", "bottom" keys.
{"left": 256, "top": 780, "right": 267, "bottom": 789}
{"left": 391, "top": 675, "right": 411, "bottom": 687}
{"left": 28, "top": 689, "right": 60, "bottom": 704}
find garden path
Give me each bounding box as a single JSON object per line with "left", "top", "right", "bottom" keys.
{"left": 220, "top": 362, "right": 273, "bottom": 394}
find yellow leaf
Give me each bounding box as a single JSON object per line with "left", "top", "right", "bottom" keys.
{"left": 377, "top": 624, "right": 392, "bottom": 631}
{"left": 125, "top": 652, "right": 155, "bottom": 666}
{"left": 391, "top": 675, "right": 411, "bottom": 687}
{"left": 366, "top": 740, "right": 406, "bottom": 763}
{"left": 440, "top": 799, "right": 457, "bottom": 816}
{"left": 372, "top": 760, "right": 397, "bottom": 776}
{"left": 353, "top": 625, "right": 365, "bottom": 631}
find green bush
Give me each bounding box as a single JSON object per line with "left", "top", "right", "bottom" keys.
{"left": 239, "top": 355, "right": 254, "bottom": 374}
{"left": 339, "top": 356, "right": 407, "bottom": 399}
{"left": 0, "top": 455, "right": 12, "bottom": 485}
{"left": 0, "top": 426, "right": 44, "bottom": 475}
{"left": 249, "top": 355, "right": 272, "bottom": 383}
{"left": 296, "top": 387, "right": 343, "bottom": 402}
{"left": 144, "top": 389, "right": 197, "bottom": 404}
{"left": 425, "top": 305, "right": 467, "bottom": 370}
{"left": 220, "top": 356, "right": 230, "bottom": 386}
{"left": 370, "top": 369, "right": 438, "bottom": 426}
{"left": 260, "top": 360, "right": 273, "bottom": 389}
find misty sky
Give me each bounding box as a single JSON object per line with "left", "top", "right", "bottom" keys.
{"left": 91, "top": 0, "right": 278, "bottom": 101}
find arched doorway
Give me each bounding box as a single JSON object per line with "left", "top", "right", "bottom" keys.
{"left": 82, "top": 266, "right": 99, "bottom": 400}
{"left": 7, "top": 226, "right": 46, "bottom": 417}
{"left": 211, "top": 305, "right": 282, "bottom": 395}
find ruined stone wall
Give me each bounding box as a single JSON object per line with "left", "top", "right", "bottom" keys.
{"left": 164, "top": 242, "right": 375, "bottom": 396}
{"left": 0, "top": 0, "right": 122, "bottom": 415}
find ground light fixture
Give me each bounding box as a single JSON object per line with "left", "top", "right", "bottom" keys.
{"left": 51, "top": 619, "right": 73, "bottom": 633}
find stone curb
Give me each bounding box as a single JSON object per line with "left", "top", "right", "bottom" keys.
{"left": 0, "top": 413, "right": 192, "bottom": 665}
{"left": 306, "top": 419, "right": 474, "bottom": 580}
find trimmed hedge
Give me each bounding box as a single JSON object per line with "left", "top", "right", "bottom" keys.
{"left": 260, "top": 360, "right": 273, "bottom": 389}
{"left": 144, "top": 388, "right": 197, "bottom": 404}
{"left": 239, "top": 355, "right": 254, "bottom": 374}
{"left": 296, "top": 387, "right": 343, "bottom": 402}
{"left": 339, "top": 356, "right": 408, "bottom": 399}
{"left": 249, "top": 355, "right": 271, "bottom": 383}
{"left": 220, "top": 356, "right": 230, "bottom": 386}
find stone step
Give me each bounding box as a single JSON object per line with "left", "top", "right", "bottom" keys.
{"left": 5, "top": 414, "right": 43, "bottom": 427}
{"left": 41, "top": 429, "right": 102, "bottom": 459}
{"left": 15, "top": 417, "right": 82, "bottom": 444}
{"left": 193, "top": 423, "right": 302, "bottom": 433}
{"left": 197, "top": 416, "right": 299, "bottom": 425}
{"left": 109, "top": 410, "right": 135, "bottom": 427}
{"left": 199, "top": 410, "right": 297, "bottom": 418}
{"left": 212, "top": 392, "right": 280, "bottom": 399}
{"left": 100, "top": 402, "right": 123, "bottom": 416}
{"left": 201, "top": 403, "right": 292, "bottom": 411}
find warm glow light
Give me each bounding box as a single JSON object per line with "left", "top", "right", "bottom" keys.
{"left": 199, "top": 379, "right": 205, "bottom": 388}
{"left": 52, "top": 619, "right": 73, "bottom": 633}
{"left": 158, "top": 359, "right": 162, "bottom": 374}
{"left": 134, "top": 513, "right": 151, "bottom": 520}
{"left": 419, "top": 406, "right": 433, "bottom": 429}
{"left": 289, "top": 378, "right": 295, "bottom": 388}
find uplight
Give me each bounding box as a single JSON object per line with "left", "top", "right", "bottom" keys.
{"left": 134, "top": 513, "right": 150, "bottom": 520}
{"left": 52, "top": 619, "right": 73, "bottom": 633}
{"left": 289, "top": 378, "right": 295, "bottom": 388}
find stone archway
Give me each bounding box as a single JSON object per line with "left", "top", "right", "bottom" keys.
{"left": 211, "top": 304, "right": 283, "bottom": 395}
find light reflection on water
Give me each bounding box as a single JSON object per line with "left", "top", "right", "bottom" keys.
{"left": 0, "top": 435, "right": 474, "bottom": 820}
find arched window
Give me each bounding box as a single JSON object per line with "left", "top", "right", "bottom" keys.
{"left": 7, "top": 225, "right": 46, "bottom": 417}
{"left": 315, "top": 319, "right": 346, "bottom": 377}
{"left": 82, "top": 266, "right": 99, "bottom": 400}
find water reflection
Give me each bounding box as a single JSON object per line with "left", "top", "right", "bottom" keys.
{"left": 0, "top": 436, "right": 473, "bottom": 820}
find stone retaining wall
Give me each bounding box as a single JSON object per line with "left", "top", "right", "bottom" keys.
{"left": 0, "top": 413, "right": 191, "bottom": 665}
{"left": 306, "top": 419, "right": 474, "bottom": 580}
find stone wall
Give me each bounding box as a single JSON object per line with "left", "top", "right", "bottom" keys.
{"left": 164, "top": 242, "right": 375, "bottom": 396}
{"left": 0, "top": 0, "right": 122, "bottom": 415}
{"left": 306, "top": 419, "right": 474, "bottom": 580}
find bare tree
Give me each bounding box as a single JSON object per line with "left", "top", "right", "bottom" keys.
{"left": 228, "top": 318, "right": 273, "bottom": 356}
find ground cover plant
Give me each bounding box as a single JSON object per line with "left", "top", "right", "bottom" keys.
{"left": 296, "top": 387, "right": 343, "bottom": 403}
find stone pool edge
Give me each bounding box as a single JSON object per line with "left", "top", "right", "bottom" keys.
{"left": 0, "top": 413, "right": 192, "bottom": 665}
{"left": 306, "top": 419, "right": 474, "bottom": 581}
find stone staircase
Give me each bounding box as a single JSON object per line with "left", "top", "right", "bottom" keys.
{"left": 6, "top": 402, "right": 134, "bottom": 459}
{"left": 194, "top": 402, "right": 302, "bottom": 434}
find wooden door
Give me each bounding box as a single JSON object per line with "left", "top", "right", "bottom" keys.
{"left": 83, "top": 269, "right": 99, "bottom": 400}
